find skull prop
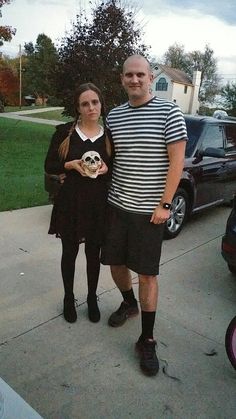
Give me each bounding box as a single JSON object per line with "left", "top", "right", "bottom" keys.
{"left": 81, "top": 151, "right": 102, "bottom": 178}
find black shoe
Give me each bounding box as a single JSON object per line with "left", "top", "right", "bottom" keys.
{"left": 87, "top": 295, "right": 100, "bottom": 323}
{"left": 135, "top": 338, "right": 159, "bottom": 376}
{"left": 63, "top": 297, "right": 77, "bottom": 323}
{"left": 108, "top": 301, "right": 139, "bottom": 327}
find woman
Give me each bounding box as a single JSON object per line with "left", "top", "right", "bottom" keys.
{"left": 44, "top": 83, "right": 111, "bottom": 324}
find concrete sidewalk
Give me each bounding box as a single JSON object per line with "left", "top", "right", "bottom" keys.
{"left": 0, "top": 205, "right": 236, "bottom": 418}
{"left": 4, "top": 107, "right": 64, "bottom": 115}
{"left": 0, "top": 107, "right": 64, "bottom": 126}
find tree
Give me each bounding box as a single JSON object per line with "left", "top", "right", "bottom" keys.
{"left": 162, "top": 43, "right": 221, "bottom": 104}
{"left": 56, "top": 0, "right": 150, "bottom": 115}
{"left": 220, "top": 83, "right": 236, "bottom": 115}
{"left": 163, "top": 43, "right": 189, "bottom": 73}
{"left": 23, "top": 34, "right": 59, "bottom": 104}
{"left": 0, "top": 0, "right": 16, "bottom": 46}
{"left": 187, "top": 45, "right": 221, "bottom": 104}
{"left": 0, "top": 57, "right": 19, "bottom": 104}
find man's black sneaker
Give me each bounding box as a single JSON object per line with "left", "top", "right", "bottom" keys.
{"left": 63, "top": 297, "right": 77, "bottom": 323}
{"left": 108, "top": 301, "right": 139, "bottom": 327}
{"left": 135, "top": 339, "right": 159, "bottom": 376}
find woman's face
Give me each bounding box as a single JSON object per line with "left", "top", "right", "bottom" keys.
{"left": 77, "top": 90, "right": 101, "bottom": 123}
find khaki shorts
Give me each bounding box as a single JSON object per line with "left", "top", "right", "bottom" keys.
{"left": 101, "top": 205, "right": 164, "bottom": 276}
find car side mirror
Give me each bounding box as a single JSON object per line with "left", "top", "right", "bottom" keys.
{"left": 200, "top": 147, "right": 225, "bottom": 158}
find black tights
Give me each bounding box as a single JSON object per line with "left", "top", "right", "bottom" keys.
{"left": 61, "top": 237, "right": 101, "bottom": 299}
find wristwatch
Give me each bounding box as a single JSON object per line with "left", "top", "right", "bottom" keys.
{"left": 161, "top": 202, "right": 172, "bottom": 210}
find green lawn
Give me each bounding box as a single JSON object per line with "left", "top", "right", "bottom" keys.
{"left": 0, "top": 118, "right": 55, "bottom": 211}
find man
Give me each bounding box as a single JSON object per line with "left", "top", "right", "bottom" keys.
{"left": 101, "top": 55, "right": 187, "bottom": 376}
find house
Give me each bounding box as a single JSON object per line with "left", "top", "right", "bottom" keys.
{"left": 151, "top": 64, "right": 201, "bottom": 115}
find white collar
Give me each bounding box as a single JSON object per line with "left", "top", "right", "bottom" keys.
{"left": 75, "top": 125, "right": 104, "bottom": 142}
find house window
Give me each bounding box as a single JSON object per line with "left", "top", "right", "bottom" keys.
{"left": 156, "top": 77, "right": 168, "bottom": 91}
{"left": 184, "top": 85, "right": 188, "bottom": 94}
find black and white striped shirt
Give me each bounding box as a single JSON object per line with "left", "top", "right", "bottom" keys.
{"left": 107, "top": 96, "right": 188, "bottom": 214}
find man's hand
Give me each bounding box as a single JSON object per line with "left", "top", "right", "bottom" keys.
{"left": 150, "top": 205, "right": 170, "bottom": 224}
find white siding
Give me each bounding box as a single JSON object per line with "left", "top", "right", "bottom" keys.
{"left": 172, "top": 83, "right": 192, "bottom": 113}
{"left": 151, "top": 67, "right": 201, "bottom": 114}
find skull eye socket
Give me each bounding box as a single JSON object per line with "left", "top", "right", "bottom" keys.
{"left": 94, "top": 156, "right": 100, "bottom": 161}
{"left": 85, "top": 157, "right": 92, "bottom": 162}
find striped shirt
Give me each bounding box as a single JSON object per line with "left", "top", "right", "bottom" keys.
{"left": 107, "top": 96, "right": 188, "bottom": 215}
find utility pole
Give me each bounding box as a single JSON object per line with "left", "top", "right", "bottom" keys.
{"left": 19, "top": 44, "right": 22, "bottom": 109}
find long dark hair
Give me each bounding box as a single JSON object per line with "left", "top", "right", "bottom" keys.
{"left": 58, "top": 83, "right": 111, "bottom": 160}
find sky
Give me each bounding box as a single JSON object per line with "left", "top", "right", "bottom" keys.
{"left": 1, "top": 0, "right": 236, "bottom": 85}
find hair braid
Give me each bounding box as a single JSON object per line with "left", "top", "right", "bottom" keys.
{"left": 58, "top": 120, "right": 77, "bottom": 161}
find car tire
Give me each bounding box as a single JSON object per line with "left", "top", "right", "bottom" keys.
{"left": 225, "top": 316, "right": 236, "bottom": 370}
{"left": 164, "top": 188, "right": 189, "bottom": 240}
{"left": 228, "top": 264, "right": 236, "bottom": 275}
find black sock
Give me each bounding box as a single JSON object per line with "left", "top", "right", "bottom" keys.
{"left": 121, "top": 288, "right": 137, "bottom": 306}
{"left": 139, "top": 311, "right": 156, "bottom": 341}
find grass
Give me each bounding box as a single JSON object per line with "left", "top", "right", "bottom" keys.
{"left": 0, "top": 118, "right": 55, "bottom": 211}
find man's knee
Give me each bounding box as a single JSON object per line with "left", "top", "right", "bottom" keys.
{"left": 139, "top": 275, "right": 157, "bottom": 285}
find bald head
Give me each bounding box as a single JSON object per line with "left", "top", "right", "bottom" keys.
{"left": 121, "top": 54, "right": 154, "bottom": 106}
{"left": 123, "top": 55, "right": 151, "bottom": 75}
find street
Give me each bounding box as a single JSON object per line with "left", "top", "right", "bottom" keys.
{"left": 0, "top": 204, "right": 236, "bottom": 418}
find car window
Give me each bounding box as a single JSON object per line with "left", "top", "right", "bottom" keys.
{"left": 225, "top": 124, "right": 236, "bottom": 152}
{"left": 201, "top": 124, "right": 224, "bottom": 150}
{"left": 185, "top": 119, "right": 204, "bottom": 157}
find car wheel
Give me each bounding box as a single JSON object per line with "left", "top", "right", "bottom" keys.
{"left": 164, "top": 188, "right": 189, "bottom": 239}
{"left": 228, "top": 264, "right": 236, "bottom": 275}
{"left": 225, "top": 316, "right": 236, "bottom": 370}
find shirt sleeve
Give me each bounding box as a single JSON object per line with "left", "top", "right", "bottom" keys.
{"left": 44, "top": 125, "right": 67, "bottom": 174}
{"left": 165, "top": 105, "right": 188, "bottom": 144}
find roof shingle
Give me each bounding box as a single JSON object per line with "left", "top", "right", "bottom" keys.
{"left": 154, "top": 64, "right": 193, "bottom": 85}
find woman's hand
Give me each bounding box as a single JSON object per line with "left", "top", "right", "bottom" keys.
{"left": 64, "top": 160, "right": 87, "bottom": 176}
{"left": 64, "top": 159, "right": 108, "bottom": 177}
{"left": 98, "top": 160, "right": 108, "bottom": 175}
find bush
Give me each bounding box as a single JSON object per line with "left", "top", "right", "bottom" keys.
{"left": 0, "top": 100, "right": 4, "bottom": 113}
{"left": 47, "top": 96, "right": 63, "bottom": 107}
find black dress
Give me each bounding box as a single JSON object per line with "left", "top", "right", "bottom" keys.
{"left": 44, "top": 122, "right": 110, "bottom": 244}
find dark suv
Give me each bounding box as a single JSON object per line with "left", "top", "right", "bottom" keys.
{"left": 165, "top": 115, "right": 236, "bottom": 239}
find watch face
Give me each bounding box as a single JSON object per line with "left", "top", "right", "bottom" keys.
{"left": 163, "top": 203, "right": 171, "bottom": 209}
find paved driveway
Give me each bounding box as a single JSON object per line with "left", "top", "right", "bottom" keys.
{"left": 0, "top": 204, "right": 236, "bottom": 418}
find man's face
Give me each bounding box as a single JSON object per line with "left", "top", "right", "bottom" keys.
{"left": 121, "top": 57, "right": 153, "bottom": 103}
